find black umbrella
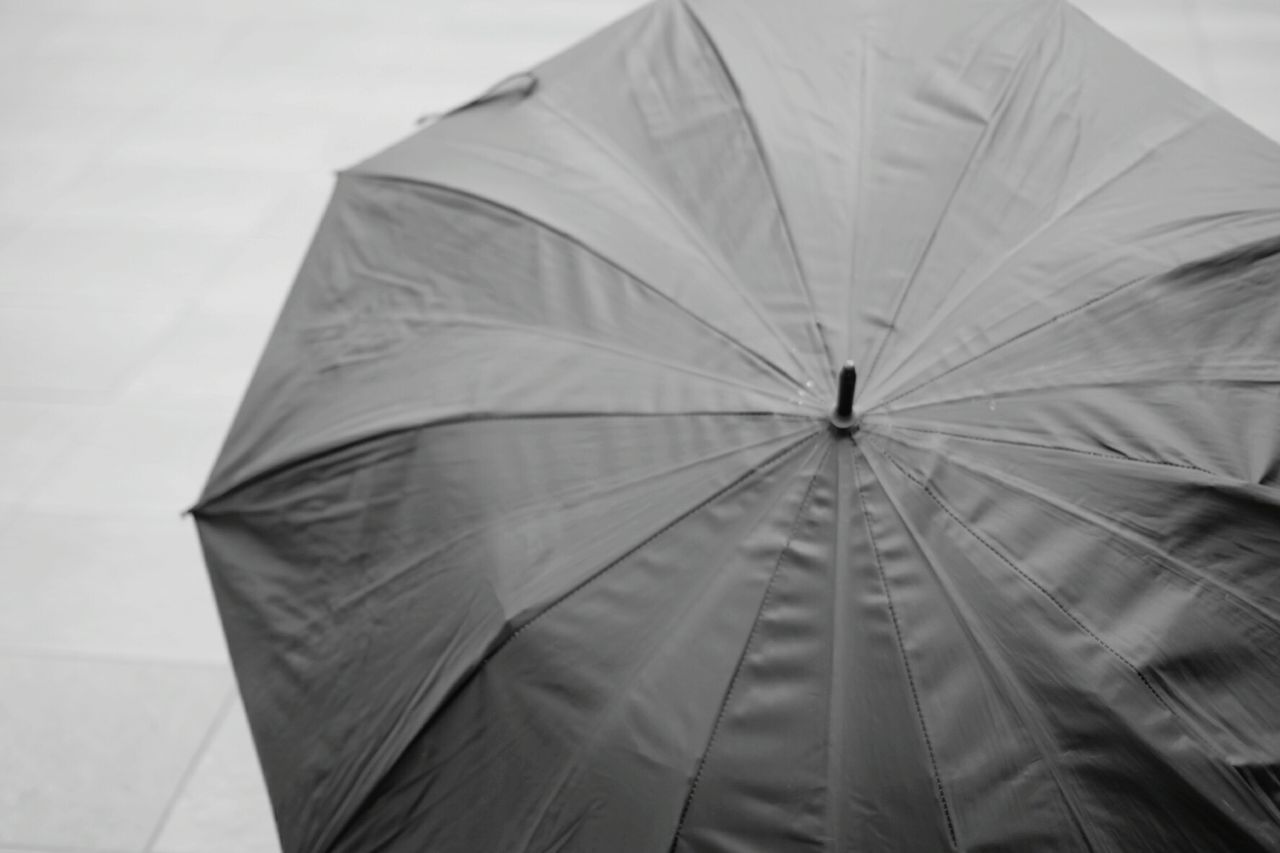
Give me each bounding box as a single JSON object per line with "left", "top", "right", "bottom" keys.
{"left": 193, "top": 0, "right": 1280, "bottom": 850}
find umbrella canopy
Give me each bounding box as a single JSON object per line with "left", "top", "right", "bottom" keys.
{"left": 192, "top": 0, "right": 1280, "bottom": 850}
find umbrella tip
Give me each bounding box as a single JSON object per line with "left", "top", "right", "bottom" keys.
{"left": 830, "top": 362, "right": 857, "bottom": 432}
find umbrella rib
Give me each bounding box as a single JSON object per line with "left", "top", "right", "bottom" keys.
{"left": 678, "top": 0, "right": 838, "bottom": 389}
{"left": 864, "top": 111, "right": 1216, "bottom": 402}
{"left": 866, "top": 268, "right": 1150, "bottom": 413}
{"left": 321, "top": 426, "right": 828, "bottom": 624}
{"left": 194, "top": 412, "right": 817, "bottom": 513}
{"left": 870, "top": 227, "right": 1280, "bottom": 413}
{"left": 863, "top": 437, "right": 1233, "bottom": 754}
{"left": 874, "top": 428, "right": 1280, "bottom": 634}
{"left": 856, "top": 444, "right": 1103, "bottom": 853}
{"left": 873, "top": 373, "right": 1280, "bottom": 423}
{"left": 880, "top": 424, "right": 1217, "bottom": 477}
{"left": 859, "top": 5, "right": 1060, "bottom": 387}
{"left": 849, "top": 450, "right": 961, "bottom": 851}
{"left": 351, "top": 172, "right": 812, "bottom": 395}
{"left": 535, "top": 94, "right": 829, "bottom": 394}
{"left": 319, "top": 431, "right": 825, "bottom": 852}
{"left": 358, "top": 306, "right": 827, "bottom": 413}
{"left": 485, "top": 430, "right": 824, "bottom": 656}
{"left": 666, "top": 442, "right": 831, "bottom": 852}
{"left": 507, "top": 434, "right": 826, "bottom": 853}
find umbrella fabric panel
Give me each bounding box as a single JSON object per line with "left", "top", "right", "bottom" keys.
{"left": 530, "top": 0, "right": 836, "bottom": 385}
{"left": 201, "top": 172, "right": 821, "bottom": 501}
{"left": 860, "top": 440, "right": 1280, "bottom": 851}
{"left": 869, "top": 235, "right": 1280, "bottom": 483}
{"left": 850, "top": 444, "right": 1117, "bottom": 853}
{"left": 672, "top": 444, "right": 957, "bottom": 853}
{"left": 325, "top": 436, "right": 828, "bottom": 852}
{"left": 681, "top": 0, "right": 1185, "bottom": 376}
{"left": 837, "top": 0, "right": 1215, "bottom": 393}
{"left": 680, "top": 0, "right": 1071, "bottom": 371}
{"left": 859, "top": 128, "right": 1280, "bottom": 413}
{"left": 355, "top": 100, "right": 823, "bottom": 395}
{"left": 197, "top": 416, "right": 818, "bottom": 853}
{"left": 874, "top": 427, "right": 1280, "bottom": 763}
{"left": 876, "top": 428, "right": 1280, "bottom": 614}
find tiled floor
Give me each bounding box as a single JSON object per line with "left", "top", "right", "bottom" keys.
{"left": 0, "top": 1, "right": 1276, "bottom": 850}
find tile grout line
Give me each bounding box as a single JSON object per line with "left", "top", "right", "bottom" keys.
{"left": 0, "top": 841, "right": 134, "bottom": 853}
{"left": 0, "top": 645, "right": 230, "bottom": 670}
{"left": 142, "top": 685, "right": 239, "bottom": 853}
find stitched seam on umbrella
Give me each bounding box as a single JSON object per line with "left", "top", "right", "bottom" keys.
{"left": 503, "top": 432, "right": 823, "bottom": 651}
{"left": 867, "top": 111, "right": 1217, "bottom": 394}
{"left": 876, "top": 372, "right": 1280, "bottom": 418}
{"left": 872, "top": 443, "right": 1280, "bottom": 830}
{"left": 536, "top": 95, "right": 823, "bottom": 393}
{"left": 861, "top": 5, "right": 1060, "bottom": 386}
{"left": 678, "top": 0, "right": 838, "bottom": 385}
{"left": 852, "top": 452, "right": 959, "bottom": 849}
{"left": 667, "top": 443, "right": 830, "bottom": 852}
{"left": 349, "top": 172, "right": 809, "bottom": 393}
{"left": 889, "top": 425, "right": 1215, "bottom": 475}
{"left": 860, "top": 442, "right": 1109, "bottom": 853}
{"left": 873, "top": 223, "right": 1280, "bottom": 410}
{"left": 369, "top": 309, "right": 824, "bottom": 412}
{"left": 194, "top": 413, "right": 817, "bottom": 513}
{"left": 871, "top": 270, "right": 1149, "bottom": 412}
{"left": 874, "top": 446, "right": 1187, "bottom": 733}
{"left": 321, "top": 431, "right": 824, "bottom": 851}
{"left": 341, "top": 257, "right": 823, "bottom": 411}
{"left": 877, "top": 429, "right": 1280, "bottom": 642}
{"left": 870, "top": 207, "right": 1280, "bottom": 413}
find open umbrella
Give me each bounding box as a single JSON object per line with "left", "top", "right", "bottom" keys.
{"left": 192, "top": 0, "right": 1280, "bottom": 850}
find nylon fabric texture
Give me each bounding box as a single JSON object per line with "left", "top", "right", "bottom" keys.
{"left": 192, "top": 0, "right": 1280, "bottom": 850}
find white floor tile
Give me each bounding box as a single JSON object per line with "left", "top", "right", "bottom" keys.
{"left": 0, "top": 306, "right": 178, "bottom": 399}
{"left": 105, "top": 105, "right": 343, "bottom": 175}
{"left": 120, "top": 311, "right": 276, "bottom": 407}
{"left": 247, "top": 174, "right": 332, "bottom": 243}
{"left": 0, "top": 504, "right": 17, "bottom": 540}
{"left": 0, "top": 219, "right": 236, "bottom": 314}
{"left": 0, "top": 144, "right": 100, "bottom": 220}
{"left": 0, "top": 213, "right": 29, "bottom": 250}
{"left": 1069, "top": 6, "right": 1212, "bottom": 93}
{"left": 0, "top": 0, "right": 257, "bottom": 24}
{"left": 0, "top": 401, "right": 94, "bottom": 505}
{"left": 194, "top": 236, "right": 308, "bottom": 318}
{"left": 0, "top": 99, "right": 134, "bottom": 157}
{"left": 178, "top": 61, "right": 396, "bottom": 118}
{"left": 0, "top": 55, "right": 197, "bottom": 113}
{"left": 25, "top": 403, "right": 233, "bottom": 517}
{"left": 0, "top": 511, "right": 227, "bottom": 663}
{"left": 51, "top": 164, "right": 288, "bottom": 239}
{"left": 152, "top": 698, "right": 281, "bottom": 853}
{"left": 1195, "top": 10, "right": 1280, "bottom": 138}
{"left": 0, "top": 654, "right": 232, "bottom": 851}
{"left": 1209, "top": 0, "right": 1280, "bottom": 16}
